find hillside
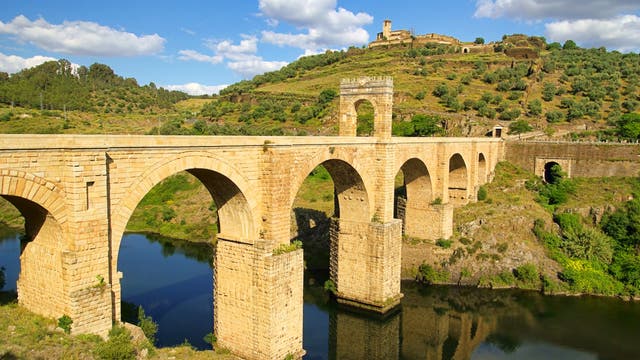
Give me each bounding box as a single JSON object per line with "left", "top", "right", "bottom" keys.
{"left": 1, "top": 35, "right": 639, "bottom": 139}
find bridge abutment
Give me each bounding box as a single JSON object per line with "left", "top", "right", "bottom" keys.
{"left": 214, "top": 238, "right": 304, "bottom": 360}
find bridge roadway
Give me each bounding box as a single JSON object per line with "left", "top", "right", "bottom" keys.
{"left": 0, "top": 133, "right": 502, "bottom": 359}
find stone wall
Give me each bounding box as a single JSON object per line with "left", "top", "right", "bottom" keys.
{"left": 506, "top": 141, "right": 640, "bottom": 178}
{"left": 0, "top": 131, "right": 502, "bottom": 359}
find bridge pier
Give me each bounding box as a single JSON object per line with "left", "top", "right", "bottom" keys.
{"left": 329, "top": 218, "right": 403, "bottom": 312}
{"left": 214, "top": 238, "right": 304, "bottom": 360}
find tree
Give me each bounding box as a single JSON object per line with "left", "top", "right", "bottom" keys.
{"left": 508, "top": 119, "right": 532, "bottom": 134}
{"left": 474, "top": 37, "right": 485, "bottom": 45}
{"left": 563, "top": 40, "right": 578, "bottom": 50}
{"left": 411, "top": 114, "right": 443, "bottom": 136}
{"left": 547, "top": 42, "right": 562, "bottom": 50}
{"left": 528, "top": 99, "right": 543, "bottom": 116}
{"left": 616, "top": 113, "right": 640, "bottom": 140}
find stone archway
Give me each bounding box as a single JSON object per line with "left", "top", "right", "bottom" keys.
{"left": 395, "top": 158, "right": 434, "bottom": 239}
{"left": 339, "top": 77, "right": 394, "bottom": 139}
{"left": 448, "top": 153, "right": 469, "bottom": 205}
{"left": 544, "top": 161, "right": 562, "bottom": 183}
{"left": 110, "top": 154, "right": 258, "bottom": 324}
{"left": 0, "top": 173, "right": 68, "bottom": 319}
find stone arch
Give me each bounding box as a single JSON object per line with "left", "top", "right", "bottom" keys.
{"left": 111, "top": 153, "right": 259, "bottom": 266}
{"left": 290, "top": 158, "right": 371, "bottom": 224}
{"left": 462, "top": 47, "right": 469, "bottom": 54}
{"left": 478, "top": 153, "right": 487, "bottom": 184}
{"left": 395, "top": 158, "right": 434, "bottom": 238}
{"left": 544, "top": 161, "right": 561, "bottom": 183}
{"left": 448, "top": 153, "right": 469, "bottom": 205}
{"left": 339, "top": 77, "right": 394, "bottom": 139}
{"left": 0, "top": 172, "right": 69, "bottom": 318}
{"left": 353, "top": 98, "right": 376, "bottom": 136}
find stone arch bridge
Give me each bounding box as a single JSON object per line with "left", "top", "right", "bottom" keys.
{"left": 0, "top": 77, "right": 503, "bottom": 359}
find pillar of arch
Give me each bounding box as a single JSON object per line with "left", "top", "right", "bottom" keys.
{"left": 339, "top": 77, "right": 394, "bottom": 139}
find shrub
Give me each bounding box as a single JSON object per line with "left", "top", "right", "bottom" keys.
{"left": 58, "top": 315, "right": 73, "bottom": 334}
{"left": 514, "top": 263, "right": 539, "bottom": 285}
{"left": 95, "top": 326, "right": 136, "bottom": 360}
{"left": 273, "top": 240, "right": 302, "bottom": 255}
{"left": 416, "top": 263, "right": 450, "bottom": 284}
{"left": 137, "top": 306, "right": 158, "bottom": 345}
{"left": 477, "top": 186, "right": 488, "bottom": 201}
{"left": 323, "top": 279, "right": 337, "bottom": 294}
{"left": 436, "top": 239, "right": 452, "bottom": 248}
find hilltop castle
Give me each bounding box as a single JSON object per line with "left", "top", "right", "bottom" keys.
{"left": 368, "top": 20, "right": 492, "bottom": 54}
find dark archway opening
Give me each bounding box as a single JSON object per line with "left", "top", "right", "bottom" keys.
{"left": 394, "top": 158, "right": 433, "bottom": 238}
{"left": 448, "top": 154, "right": 468, "bottom": 205}
{"left": 544, "top": 162, "right": 563, "bottom": 184}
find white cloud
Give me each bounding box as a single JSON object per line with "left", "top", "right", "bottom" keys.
{"left": 0, "top": 52, "right": 57, "bottom": 73}
{"left": 164, "top": 82, "right": 228, "bottom": 96}
{"left": 180, "top": 35, "right": 287, "bottom": 78}
{"left": 474, "top": 0, "right": 640, "bottom": 20}
{"left": 207, "top": 36, "right": 258, "bottom": 61}
{"left": 546, "top": 15, "right": 640, "bottom": 52}
{"left": 227, "top": 57, "right": 288, "bottom": 78}
{"left": 178, "top": 49, "right": 223, "bottom": 64}
{"left": 258, "top": 0, "right": 373, "bottom": 52}
{"left": 0, "top": 15, "right": 165, "bottom": 56}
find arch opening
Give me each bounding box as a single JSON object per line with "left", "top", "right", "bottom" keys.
{"left": 0, "top": 192, "right": 65, "bottom": 318}
{"left": 289, "top": 158, "right": 370, "bottom": 351}
{"left": 448, "top": 154, "right": 468, "bottom": 205}
{"left": 290, "top": 159, "right": 371, "bottom": 269}
{"left": 544, "top": 162, "right": 563, "bottom": 184}
{"left": 116, "top": 167, "right": 254, "bottom": 349}
{"left": 355, "top": 99, "right": 375, "bottom": 136}
{"left": 394, "top": 158, "right": 433, "bottom": 239}
{"left": 478, "top": 153, "right": 487, "bottom": 184}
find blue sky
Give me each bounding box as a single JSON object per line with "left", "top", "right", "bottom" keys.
{"left": 2, "top": 1, "right": 640, "bottom": 95}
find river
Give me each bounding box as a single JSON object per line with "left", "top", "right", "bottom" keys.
{"left": 1, "top": 231, "right": 640, "bottom": 359}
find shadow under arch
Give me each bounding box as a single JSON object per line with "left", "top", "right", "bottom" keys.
{"left": 0, "top": 173, "right": 69, "bottom": 318}
{"left": 289, "top": 158, "right": 371, "bottom": 225}
{"left": 448, "top": 153, "right": 469, "bottom": 205}
{"left": 543, "top": 161, "right": 561, "bottom": 184}
{"left": 478, "top": 153, "right": 487, "bottom": 184}
{"left": 394, "top": 158, "right": 433, "bottom": 238}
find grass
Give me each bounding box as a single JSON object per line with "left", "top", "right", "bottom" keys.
{"left": 0, "top": 292, "right": 239, "bottom": 359}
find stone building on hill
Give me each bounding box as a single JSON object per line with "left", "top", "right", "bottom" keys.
{"left": 369, "top": 19, "right": 493, "bottom": 55}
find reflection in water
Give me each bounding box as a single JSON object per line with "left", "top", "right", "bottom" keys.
{"left": 118, "top": 233, "right": 213, "bottom": 350}
{"left": 2, "top": 229, "right": 640, "bottom": 359}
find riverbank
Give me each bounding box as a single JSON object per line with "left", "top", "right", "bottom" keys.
{"left": 0, "top": 291, "right": 238, "bottom": 360}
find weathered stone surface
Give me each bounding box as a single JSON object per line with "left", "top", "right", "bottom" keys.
{"left": 0, "top": 77, "right": 504, "bottom": 359}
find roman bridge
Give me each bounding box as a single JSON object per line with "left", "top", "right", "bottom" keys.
{"left": 0, "top": 77, "right": 503, "bottom": 359}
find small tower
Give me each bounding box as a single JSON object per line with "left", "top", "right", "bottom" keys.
{"left": 383, "top": 19, "right": 392, "bottom": 39}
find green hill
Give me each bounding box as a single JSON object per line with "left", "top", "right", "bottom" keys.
{"left": 1, "top": 35, "right": 639, "bottom": 138}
